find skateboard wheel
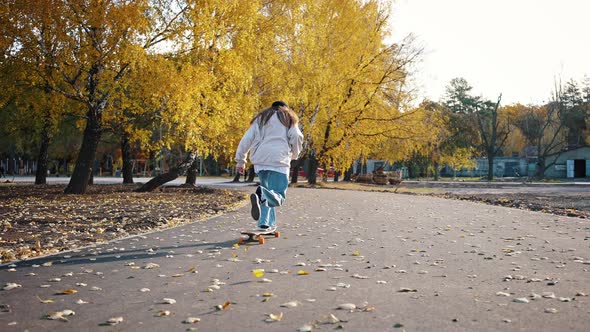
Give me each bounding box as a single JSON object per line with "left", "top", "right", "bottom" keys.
{"left": 274, "top": 231, "right": 280, "bottom": 238}
{"left": 238, "top": 238, "right": 244, "bottom": 245}
{"left": 259, "top": 237, "right": 265, "bottom": 245}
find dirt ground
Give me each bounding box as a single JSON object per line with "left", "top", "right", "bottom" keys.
{"left": 401, "top": 181, "right": 590, "bottom": 219}
{"left": 432, "top": 191, "right": 590, "bottom": 219}
{"left": 1, "top": 181, "right": 588, "bottom": 264}
{"left": 0, "top": 184, "right": 246, "bottom": 263}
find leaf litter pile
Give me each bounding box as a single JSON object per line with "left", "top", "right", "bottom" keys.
{"left": 0, "top": 184, "right": 246, "bottom": 263}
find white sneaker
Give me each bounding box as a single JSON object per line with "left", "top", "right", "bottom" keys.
{"left": 257, "top": 225, "right": 276, "bottom": 233}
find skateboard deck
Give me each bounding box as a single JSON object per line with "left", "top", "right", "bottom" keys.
{"left": 238, "top": 229, "right": 280, "bottom": 245}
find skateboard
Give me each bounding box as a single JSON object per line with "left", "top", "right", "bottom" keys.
{"left": 238, "top": 229, "right": 280, "bottom": 245}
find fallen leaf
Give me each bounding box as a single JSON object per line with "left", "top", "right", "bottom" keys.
{"left": 3, "top": 283, "right": 22, "bottom": 291}
{"left": 36, "top": 296, "right": 54, "bottom": 304}
{"left": 144, "top": 263, "right": 160, "bottom": 269}
{"left": 56, "top": 289, "right": 78, "bottom": 295}
{"left": 156, "top": 310, "right": 171, "bottom": 317}
{"left": 297, "top": 270, "right": 310, "bottom": 275}
{"left": 319, "top": 314, "right": 341, "bottom": 324}
{"left": 106, "top": 316, "right": 123, "bottom": 326}
{"left": 183, "top": 317, "right": 201, "bottom": 324}
{"left": 45, "top": 310, "right": 75, "bottom": 321}
{"left": 398, "top": 287, "right": 417, "bottom": 293}
{"left": 215, "top": 300, "right": 231, "bottom": 310}
{"left": 338, "top": 303, "right": 356, "bottom": 311}
{"left": 252, "top": 269, "right": 265, "bottom": 278}
{"left": 161, "top": 298, "right": 176, "bottom": 304}
{"left": 266, "top": 312, "right": 283, "bottom": 322}
{"left": 298, "top": 324, "right": 313, "bottom": 332}
{"left": 280, "top": 301, "right": 300, "bottom": 308}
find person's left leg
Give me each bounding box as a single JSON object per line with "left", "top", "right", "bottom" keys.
{"left": 257, "top": 170, "right": 288, "bottom": 228}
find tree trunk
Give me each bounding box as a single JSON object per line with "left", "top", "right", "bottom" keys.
{"left": 35, "top": 113, "right": 51, "bottom": 185}
{"left": 290, "top": 159, "right": 302, "bottom": 184}
{"left": 487, "top": 154, "right": 494, "bottom": 181}
{"left": 307, "top": 154, "right": 318, "bottom": 185}
{"left": 232, "top": 171, "right": 241, "bottom": 182}
{"left": 121, "top": 131, "right": 134, "bottom": 184}
{"left": 246, "top": 165, "right": 255, "bottom": 182}
{"left": 343, "top": 164, "right": 354, "bottom": 182}
{"left": 333, "top": 170, "right": 340, "bottom": 182}
{"left": 135, "top": 152, "right": 197, "bottom": 192}
{"left": 535, "top": 157, "right": 545, "bottom": 179}
{"left": 185, "top": 157, "right": 198, "bottom": 186}
{"left": 433, "top": 162, "right": 439, "bottom": 181}
{"left": 64, "top": 105, "right": 103, "bottom": 194}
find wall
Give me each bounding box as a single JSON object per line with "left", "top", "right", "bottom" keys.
{"left": 544, "top": 146, "right": 590, "bottom": 178}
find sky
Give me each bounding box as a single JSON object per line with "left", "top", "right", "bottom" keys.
{"left": 389, "top": 0, "right": 590, "bottom": 106}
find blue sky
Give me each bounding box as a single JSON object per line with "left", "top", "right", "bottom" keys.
{"left": 389, "top": 0, "right": 590, "bottom": 105}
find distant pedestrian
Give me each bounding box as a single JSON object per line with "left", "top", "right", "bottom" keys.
{"left": 235, "top": 101, "right": 303, "bottom": 231}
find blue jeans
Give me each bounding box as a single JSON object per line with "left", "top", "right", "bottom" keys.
{"left": 257, "top": 170, "right": 289, "bottom": 228}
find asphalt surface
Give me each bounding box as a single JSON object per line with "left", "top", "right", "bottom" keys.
{"left": 1, "top": 186, "right": 589, "bottom": 331}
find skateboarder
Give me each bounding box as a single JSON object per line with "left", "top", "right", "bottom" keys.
{"left": 235, "top": 101, "right": 303, "bottom": 231}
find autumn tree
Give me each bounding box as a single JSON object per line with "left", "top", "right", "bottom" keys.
{"left": 1, "top": 0, "right": 192, "bottom": 193}
{"left": 443, "top": 78, "right": 511, "bottom": 180}
{"left": 258, "top": 0, "right": 422, "bottom": 184}
{"left": 513, "top": 102, "right": 567, "bottom": 179}
{"left": 136, "top": 0, "right": 263, "bottom": 191}
{"left": 0, "top": 1, "right": 81, "bottom": 184}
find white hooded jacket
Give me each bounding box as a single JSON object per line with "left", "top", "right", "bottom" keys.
{"left": 235, "top": 112, "right": 303, "bottom": 171}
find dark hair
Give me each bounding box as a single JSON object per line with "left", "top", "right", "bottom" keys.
{"left": 251, "top": 101, "right": 299, "bottom": 128}
{"left": 271, "top": 100, "right": 288, "bottom": 108}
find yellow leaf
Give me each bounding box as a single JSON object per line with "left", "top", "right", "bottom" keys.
{"left": 351, "top": 251, "right": 361, "bottom": 256}
{"left": 268, "top": 312, "right": 283, "bottom": 322}
{"left": 252, "top": 269, "right": 264, "bottom": 278}
{"left": 297, "top": 270, "right": 310, "bottom": 275}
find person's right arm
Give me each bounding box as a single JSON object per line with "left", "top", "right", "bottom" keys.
{"left": 288, "top": 125, "right": 304, "bottom": 159}
{"left": 235, "top": 123, "right": 258, "bottom": 173}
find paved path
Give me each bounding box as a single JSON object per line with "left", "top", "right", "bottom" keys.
{"left": 1, "top": 188, "right": 589, "bottom": 331}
